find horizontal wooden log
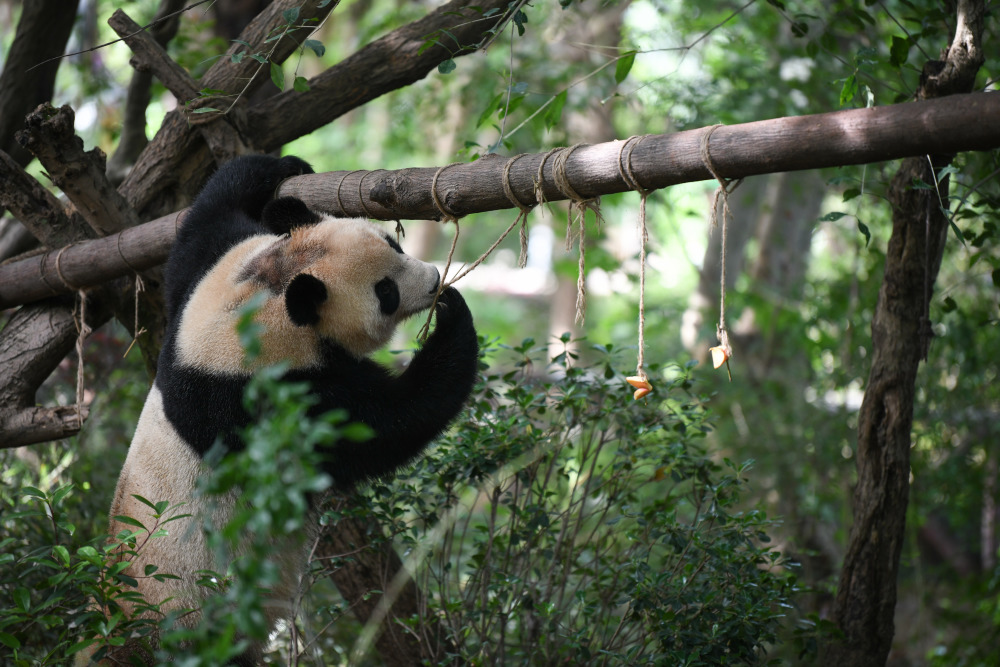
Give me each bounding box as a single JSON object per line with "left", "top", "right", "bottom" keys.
{"left": 0, "top": 91, "right": 998, "bottom": 310}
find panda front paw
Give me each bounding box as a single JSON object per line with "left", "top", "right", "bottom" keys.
{"left": 275, "top": 156, "right": 314, "bottom": 181}
{"left": 433, "top": 287, "right": 472, "bottom": 330}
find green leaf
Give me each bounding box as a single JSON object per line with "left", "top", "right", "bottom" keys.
{"left": 13, "top": 587, "right": 30, "bottom": 612}
{"left": 282, "top": 7, "right": 300, "bottom": 24}
{"left": 114, "top": 515, "right": 147, "bottom": 530}
{"left": 992, "top": 269, "right": 1000, "bottom": 287}
{"left": 0, "top": 632, "right": 20, "bottom": 650}
{"left": 889, "top": 36, "right": 910, "bottom": 66}
{"left": 231, "top": 51, "right": 245, "bottom": 64}
{"left": 304, "top": 39, "right": 326, "bottom": 57}
{"left": 842, "top": 187, "right": 861, "bottom": 202}
{"left": 615, "top": 51, "right": 636, "bottom": 84}
{"left": 293, "top": 76, "right": 310, "bottom": 92}
{"left": 77, "top": 545, "right": 102, "bottom": 567}
{"left": 342, "top": 422, "right": 375, "bottom": 442}
{"left": 857, "top": 219, "right": 871, "bottom": 247}
{"left": 512, "top": 9, "right": 528, "bottom": 36}
{"left": 438, "top": 59, "right": 457, "bottom": 74}
{"left": 941, "top": 296, "right": 958, "bottom": 312}
{"left": 51, "top": 484, "right": 74, "bottom": 506}
{"left": 819, "top": 211, "right": 848, "bottom": 222}
{"left": 53, "top": 544, "right": 71, "bottom": 567}
{"left": 270, "top": 61, "right": 284, "bottom": 90}
{"left": 21, "top": 486, "right": 46, "bottom": 499}
{"left": 132, "top": 493, "right": 157, "bottom": 512}
{"left": 544, "top": 90, "right": 568, "bottom": 130}
{"left": 839, "top": 74, "right": 858, "bottom": 107}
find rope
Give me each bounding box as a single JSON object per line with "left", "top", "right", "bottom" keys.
{"left": 117, "top": 232, "right": 147, "bottom": 358}
{"left": 73, "top": 290, "right": 91, "bottom": 429}
{"left": 701, "top": 124, "right": 739, "bottom": 379}
{"left": 419, "top": 163, "right": 463, "bottom": 341}
{"left": 358, "top": 170, "right": 385, "bottom": 220}
{"left": 551, "top": 144, "right": 603, "bottom": 325}
{"left": 501, "top": 154, "right": 534, "bottom": 268}
{"left": 336, "top": 170, "right": 364, "bottom": 216}
{"left": 618, "top": 135, "right": 652, "bottom": 387}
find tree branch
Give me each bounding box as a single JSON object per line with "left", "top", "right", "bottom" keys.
{"left": 1, "top": 91, "right": 997, "bottom": 310}
{"left": 16, "top": 103, "right": 139, "bottom": 236}
{"left": 0, "top": 0, "right": 80, "bottom": 167}
{"left": 118, "top": 0, "right": 340, "bottom": 219}
{"left": 107, "top": 0, "right": 188, "bottom": 185}
{"left": 248, "top": 0, "right": 514, "bottom": 152}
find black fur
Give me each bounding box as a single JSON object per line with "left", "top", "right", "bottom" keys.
{"left": 156, "top": 155, "right": 479, "bottom": 487}
{"left": 285, "top": 273, "right": 328, "bottom": 326}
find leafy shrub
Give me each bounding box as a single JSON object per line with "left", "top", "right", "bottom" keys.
{"left": 335, "top": 336, "right": 797, "bottom": 665}
{"left": 1, "top": 335, "right": 796, "bottom": 665}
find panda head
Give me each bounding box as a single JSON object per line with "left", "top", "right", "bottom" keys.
{"left": 276, "top": 208, "right": 441, "bottom": 359}
{"left": 175, "top": 198, "right": 440, "bottom": 371}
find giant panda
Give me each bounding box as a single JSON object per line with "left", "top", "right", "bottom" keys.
{"left": 99, "top": 154, "right": 479, "bottom": 664}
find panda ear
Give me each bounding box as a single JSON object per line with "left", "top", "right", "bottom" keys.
{"left": 263, "top": 197, "right": 321, "bottom": 235}
{"left": 285, "top": 273, "right": 327, "bottom": 327}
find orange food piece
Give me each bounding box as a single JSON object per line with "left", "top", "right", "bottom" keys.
{"left": 709, "top": 346, "right": 729, "bottom": 369}
{"left": 626, "top": 375, "right": 652, "bottom": 391}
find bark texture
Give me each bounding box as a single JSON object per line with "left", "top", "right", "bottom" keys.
{"left": 318, "top": 507, "right": 455, "bottom": 666}
{"left": 821, "top": 2, "right": 985, "bottom": 664}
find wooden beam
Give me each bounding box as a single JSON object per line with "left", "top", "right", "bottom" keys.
{"left": 1, "top": 91, "right": 998, "bottom": 310}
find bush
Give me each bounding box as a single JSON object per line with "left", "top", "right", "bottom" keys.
{"left": 0, "top": 335, "right": 797, "bottom": 665}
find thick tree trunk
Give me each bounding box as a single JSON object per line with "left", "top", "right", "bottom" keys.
{"left": 821, "top": 2, "right": 984, "bottom": 664}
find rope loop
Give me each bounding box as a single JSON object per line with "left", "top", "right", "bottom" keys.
{"left": 550, "top": 144, "right": 603, "bottom": 325}
{"left": 431, "top": 163, "right": 463, "bottom": 222}
{"left": 502, "top": 154, "right": 534, "bottom": 268}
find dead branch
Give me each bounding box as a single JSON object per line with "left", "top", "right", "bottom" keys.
{"left": 118, "top": 0, "right": 340, "bottom": 219}
{"left": 0, "top": 149, "right": 93, "bottom": 248}
{"left": 108, "top": 0, "right": 188, "bottom": 184}
{"left": 16, "top": 104, "right": 139, "bottom": 236}
{"left": 0, "top": 294, "right": 113, "bottom": 449}
{"left": 1, "top": 91, "right": 997, "bottom": 311}
{"left": 108, "top": 8, "right": 251, "bottom": 165}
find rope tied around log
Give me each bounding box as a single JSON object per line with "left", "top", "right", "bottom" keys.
{"left": 501, "top": 154, "right": 534, "bottom": 268}
{"left": 551, "top": 144, "right": 604, "bottom": 325}
{"left": 419, "top": 163, "right": 464, "bottom": 341}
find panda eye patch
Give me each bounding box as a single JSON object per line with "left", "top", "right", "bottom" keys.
{"left": 375, "top": 277, "right": 400, "bottom": 315}
{"left": 384, "top": 235, "right": 404, "bottom": 254}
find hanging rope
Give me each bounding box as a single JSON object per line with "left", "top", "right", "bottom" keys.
{"left": 701, "top": 124, "right": 740, "bottom": 380}
{"left": 551, "top": 144, "right": 604, "bottom": 325}
{"left": 501, "top": 154, "right": 534, "bottom": 268}
{"left": 51, "top": 245, "right": 90, "bottom": 428}
{"left": 618, "top": 135, "right": 655, "bottom": 399}
{"left": 117, "top": 231, "right": 148, "bottom": 358}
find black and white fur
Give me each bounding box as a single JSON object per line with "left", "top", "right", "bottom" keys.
{"left": 102, "top": 155, "right": 478, "bottom": 664}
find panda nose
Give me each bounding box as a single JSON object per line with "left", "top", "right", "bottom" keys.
{"left": 429, "top": 267, "right": 441, "bottom": 294}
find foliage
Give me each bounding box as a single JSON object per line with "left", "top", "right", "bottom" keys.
{"left": 329, "top": 337, "right": 797, "bottom": 665}
{"left": 0, "top": 335, "right": 796, "bottom": 664}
